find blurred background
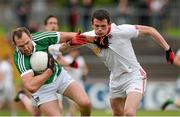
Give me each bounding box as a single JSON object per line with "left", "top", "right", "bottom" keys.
{"left": 0, "top": 0, "right": 180, "bottom": 116}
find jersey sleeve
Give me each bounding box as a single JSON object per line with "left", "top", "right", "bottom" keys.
{"left": 117, "top": 24, "right": 139, "bottom": 39}
{"left": 64, "top": 55, "right": 73, "bottom": 64}
{"left": 48, "top": 44, "right": 63, "bottom": 59}
{"left": 14, "top": 50, "right": 33, "bottom": 77}
{"left": 32, "top": 32, "right": 60, "bottom": 46}
{"left": 176, "top": 48, "right": 180, "bottom": 56}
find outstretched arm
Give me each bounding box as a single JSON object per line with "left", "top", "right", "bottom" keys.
{"left": 136, "top": 25, "right": 174, "bottom": 64}
{"left": 137, "top": 25, "right": 170, "bottom": 50}
{"left": 59, "top": 32, "right": 76, "bottom": 43}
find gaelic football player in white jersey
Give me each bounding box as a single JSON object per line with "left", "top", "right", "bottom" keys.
{"left": 81, "top": 9, "right": 174, "bottom": 116}
{"left": 12, "top": 26, "right": 91, "bottom": 116}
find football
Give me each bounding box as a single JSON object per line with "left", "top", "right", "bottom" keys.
{"left": 30, "top": 51, "right": 48, "bottom": 73}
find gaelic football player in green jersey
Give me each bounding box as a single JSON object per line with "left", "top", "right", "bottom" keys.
{"left": 14, "top": 15, "right": 66, "bottom": 116}
{"left": 161, "top": 49, "right": 180, "bottom": 110}
{"left": 12, "top": 27, "right": 91, "bottom": 116}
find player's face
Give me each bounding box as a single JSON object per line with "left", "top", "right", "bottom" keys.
{"left": 45, "top": 17, "right": 59, "bottom": 31}
{"left": 15, "top": 32, "right": 33, "bottom": 56}
{"left": 92, "top": 18, "right": 111, "bottom": 37}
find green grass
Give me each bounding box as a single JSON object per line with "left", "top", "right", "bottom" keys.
{"left": 1, "top": 109, "right": 180, "bottom": 116}
{"left": 0, "top": 109, "right": 29, "bottom": 116}
{"left": 137, "top": 110, "right": 180, "bottom": 116}
{"left": 167, "top": 28, "right": 180, "bottom": 38}
{"left": 0, "top": 26, "right": 6, "bottom": 37}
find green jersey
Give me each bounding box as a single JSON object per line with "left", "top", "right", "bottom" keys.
{"left": 14, "top": 32, "right": 62, "bottom": 84}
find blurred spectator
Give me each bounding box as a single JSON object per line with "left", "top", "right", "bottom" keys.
{"left": 27, "top": 20, "right": 39, "bottom": 33}
{"left": 82, "top": 0, "right": 93, "bottom": 31}
{"left": 117, "top": 0, "right": 129, "bottom": 24}
{"left": 68, "top": 0, "right": 79, "bottom": 31}
{"left": 15, "top": 0, "right": 32, "bottom": 27}
{"left": 31, "top": 0, "right": 48, "bottom": 22}
{"left": 149, "top": 0, "right": 169, "bottom": 30}
{"left": 0, "top": 0, "right": 10, "bottom": 5}
{"left": 137, "top": 0, "right": 151, "bottom": 26}
{"left": 0, "top": 56, "right": 16, "bottom": 116}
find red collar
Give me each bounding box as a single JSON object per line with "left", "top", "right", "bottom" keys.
{"left": 107, "top": 26, "right": 111, "bottom": 35}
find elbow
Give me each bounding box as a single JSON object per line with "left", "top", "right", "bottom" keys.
{"left": 146, "top": 26, "right": 156, "bottom": 36}
{"left": 24, "top": 83, "right": 39, "bottom": 93}
{"left": 139, "top": 25, "right": 156, "bottom": 36}
{"left": 28, "top": 87, "right": 38, "bottom": 93}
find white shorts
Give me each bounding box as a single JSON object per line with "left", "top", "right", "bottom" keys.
{"left": 109, "top": 68, "right": 147, "bottom": 99}
{"left": 32, "top": 94, "right": 63, "bottom": 107}
{"left": 32, "top": 68, "right": 75, "bottom": 106}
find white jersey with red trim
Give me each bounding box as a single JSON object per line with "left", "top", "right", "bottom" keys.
{"left": 64, "top": 55, "right": 85, "bottom": 82}
{"left": 84, "top": 23, "right": 143, "bottom": 79}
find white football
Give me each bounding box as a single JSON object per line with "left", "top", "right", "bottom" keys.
{"left": 30, "top": 51, "right": 48, "bottom": 72}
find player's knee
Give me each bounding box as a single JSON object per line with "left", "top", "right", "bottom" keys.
{"left": 112, "top": 108, "right": 124, "bottom": 116}
{"left": 124, "top": 107, "right": 136, "bottom": 116}
{"left": 78, "top": 98, "right": 91, "bottom": 116}
{"left": 32, "top": 112, "right": 41, "bottom": 116}
{"left": 80, "top": 98, "right": 91, "bottom": 110}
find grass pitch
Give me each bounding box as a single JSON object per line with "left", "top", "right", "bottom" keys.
{"left": 0, "top": 109, "right": 180, "bottom": 116}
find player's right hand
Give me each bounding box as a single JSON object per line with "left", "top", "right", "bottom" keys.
{"left": 47, "top": 53, "right": 55, "bottom": 72}
{"left": 166, "top": 47, "right": 174, "bottom": 64}
{"left": 69, "top": 31, "right": 88, "bottom": 46}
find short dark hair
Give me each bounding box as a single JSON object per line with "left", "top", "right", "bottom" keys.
{"left": 91, "top": 9, "right": 111, "bottom": 24}
{"left": 12, "top": 27, "right": 31, "bottom": 44}
{"left": 44, "top": 15, "right": 59, "bottom": 25}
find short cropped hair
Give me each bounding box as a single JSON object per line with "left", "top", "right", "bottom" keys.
{"left": 91, "top": 9, "right": 111, "bottom": 24}
{"left": 12, "top": 27, "right": 31, "bottom": 44}
{"left": 44, "top": 15, "right": 59, "bottom": 25}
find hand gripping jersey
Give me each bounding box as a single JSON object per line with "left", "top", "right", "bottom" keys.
{"left": 14, "top": 32, "right": 62, "bottom": 85}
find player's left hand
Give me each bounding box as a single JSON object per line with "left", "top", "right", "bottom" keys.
{"left": 166, "top": 47, "right": 175, "bottom": 64}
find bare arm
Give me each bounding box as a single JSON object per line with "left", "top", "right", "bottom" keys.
{"left": 21, "top": 69, "right": 53, "bottom": 93}
{"left": 137, "top": 25, "right": 170, "bottom": 50}
{"left": 174, "top": 55, "right": 180, "bottom": 67}
{"left": 59, "top": 32, "right": 76, "bottom": 43}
